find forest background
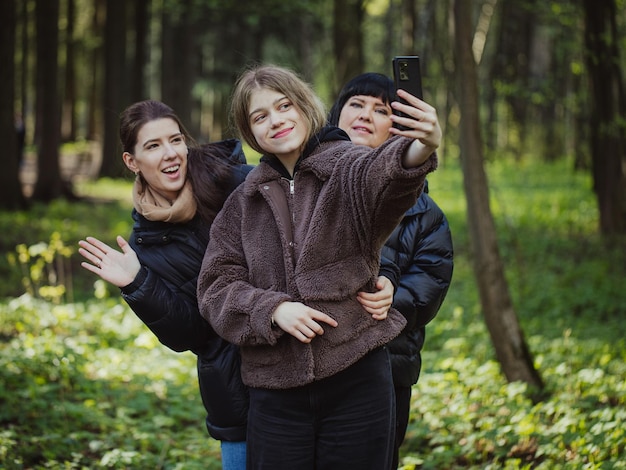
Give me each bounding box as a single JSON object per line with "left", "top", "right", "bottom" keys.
{"left": 0, "top": 0, "right": 625, "bottom": 468}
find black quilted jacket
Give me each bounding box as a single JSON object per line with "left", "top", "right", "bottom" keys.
{"left": 120, "top": 139, "right": 253, "bottom": 442}
{"left": 381, "top": 183, "right": 454, "bottom": 388}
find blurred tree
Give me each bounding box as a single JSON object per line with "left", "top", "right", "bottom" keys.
{"left": 161, "top": 0, "right": 196, "bottom": 133}
{"left": 32, "top": 0, "right": 67, "bottom": 201}
{"left": 582, "top": 0, "right": 626, "bottom": 235}
{"left": 62, "top": 0, "right": 77, "bottom": 142}
{"left": 99, "top": 0, "right": 128, "bottom": 178}
{"left": 87, "top": 0, "right": 105, "bottom": 142}
{"left": 333, "top": 0, "right": 364, "bottom": 96}
{"left": 130, "top": 0, "right": 150, "bottom": 103}
{"left": 487, "top": 0, "right": 536, "bottom": 159}
{"left": 453, "top": 0, "right": 543, "bottom": 389}
{"left": 0, "top": 0, "right": 26, "bottom": 210}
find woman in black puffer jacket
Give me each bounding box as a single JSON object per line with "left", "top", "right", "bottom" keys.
{"left": 329, "top": 73, "right": 454, "bottom": 469}
{"left": 78, "top": 100, "right": 253, "bottom": 469}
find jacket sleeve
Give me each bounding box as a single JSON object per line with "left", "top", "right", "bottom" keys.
{"left": 378, "top": 254, "right": 400, "bottom": 291}
{"left": 391, "top": 194, "right": 454, "bottom": 329}
{"left": 197, "top": 193, "right": 291, "bottom": 347}
{"left": 342, "top": 137, "right": 438, "bottom": 252}
{"left": 121, "top": 266, "right": 214, "bottom": 352}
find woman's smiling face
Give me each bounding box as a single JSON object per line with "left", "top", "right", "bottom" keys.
{"left": 248, "top": 88, "right": 309, "bottom": 167}
{"left": 338, "top": 95, "right": 393, "bottom": 148}
{"left": 123, "top": 118, "right": 188, "bottom": 201}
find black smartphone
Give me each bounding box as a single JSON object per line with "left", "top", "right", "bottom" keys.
{"left": 392, "top": 56, "right": 423, "bottom": 130}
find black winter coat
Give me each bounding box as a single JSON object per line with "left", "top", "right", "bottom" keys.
{"left": 120, "top": 139, "right": 253, "bottom": 442}
{"left": 381, "top": 183, "right": 454, "bottom": 388}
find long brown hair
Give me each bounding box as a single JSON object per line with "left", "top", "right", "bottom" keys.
{"left": 187, "top": 143, "right": 240, "bottom": 229}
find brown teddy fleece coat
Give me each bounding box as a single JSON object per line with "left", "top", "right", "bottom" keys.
{"left": 197, "top": 131, "right": 438, "bottom": 389}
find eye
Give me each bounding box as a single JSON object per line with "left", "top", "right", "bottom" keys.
{"left": 349, "top": 101, "right": 363, "bottom": 109}
{"left": 172, "top": 135, "right": 184, "bottom": 144}
{"left": 146, "top": 143, "right": 159, "bottom": 150}
{"left": 375, "top": 107, "right": 391, "bottom": 116}
{"left": 251, "top": 113, "right": 266, "bottom": 124}
{"left": 278, "top": 101, "right": 292, "bottom": 111}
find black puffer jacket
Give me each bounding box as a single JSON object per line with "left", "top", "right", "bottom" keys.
{"left": 381, "top": 182, "right": 454, "bottom": 388}
{"left": 120, "top": 139, "right": 253, "bottom": 442}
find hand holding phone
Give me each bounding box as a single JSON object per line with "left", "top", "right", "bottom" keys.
{"left": 392, "top": 56, "right": 423, "bottom": 130}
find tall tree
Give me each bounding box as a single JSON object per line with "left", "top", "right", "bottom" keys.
{"left": 487, "top": 0, "right": 536, "bottom": 157}
{"left": 130, "top": 0, "right": 150, "bottom": 103}
{"left": 87, "top": 0, "right": 105, "bottom": 141}
{"left": 62, "top": 0, "right": 77, "bottom": 142}
{"left": 32, "top": 0, "right": 65, "bottom": 202}
{"left": 453, "top": 0, "right": 543, "bottom": 389}
{"left": 99, "top": 0, "right": 128, "bottom": 178}
{"left": 333, "top": 0, "right": 364, "bottom": 95}
{"left": 0, "top": 0, "right": 26, "bottom": 210}
{"left": 582, "top": 0, "right": 626, "bottom": 235}
{"left": 161, "top": 0, "right": 196, "bottom": 131}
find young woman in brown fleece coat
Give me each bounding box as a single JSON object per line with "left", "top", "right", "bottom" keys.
{"left": 197, "top": 64, "right": 441, "bottom": 470}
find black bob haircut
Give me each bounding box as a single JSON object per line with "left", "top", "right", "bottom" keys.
{"left": 327, "top": 72, "right": 398, "bottom": 127}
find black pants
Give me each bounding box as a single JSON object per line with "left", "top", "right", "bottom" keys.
{"left": 392, "top": 385, "right": 412, "bottom": 469}
{"left": 246, "top": 347, "right": 396, "bottom": 470}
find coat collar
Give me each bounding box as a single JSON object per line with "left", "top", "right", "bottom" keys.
{"left": 243, "top": 126, "right": 351, "bottom": 196}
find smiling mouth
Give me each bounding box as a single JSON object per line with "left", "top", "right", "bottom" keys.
{"left": 352, "top": 126, "right": 372, "bottom": 134}
{"left": 162, "top": 164, "right": 180, "bottom": 174}
{"left": 273, "top": 127, "right": 294, "bottom": 139}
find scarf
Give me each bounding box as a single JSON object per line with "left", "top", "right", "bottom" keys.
{"left": 132, "top": 176, "right": 197, "bottom": 223}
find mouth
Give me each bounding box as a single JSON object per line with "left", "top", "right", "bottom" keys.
{"left": 272, "top": 127, "right": 294, "bottom": 139}
{"left": 352, "top": 126, "right": 372, "bottom": 134}
{"left": 162, "top": 164, "right": 181, "bottom": 175}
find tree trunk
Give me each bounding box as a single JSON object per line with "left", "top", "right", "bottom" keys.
{"left": 130, "top": 0, "right": 150, "bottom": 103}
{"left": 0, "top": 0, "right": 27, "bottom": 210}
{"left": 87, "top": 0, "right": 105, "bottom": 141}
{"left": 487, "top": 0, "right": 536, "bottom": 158}
{"left": 62, "top": 0, "right": 77, "bottom": 142}
{"left": 453, "top": 0, "right": 543, "bottom": 389}
{"left": 582, "top": 0, "right": 626, "bottom": 235}
{"left": 161, "top": 0, "right": 196, "bottom": 130}
{"left": 32, "top": 0, "right": 65, "bottom": 202}
{"left": 99, "top": 0, "right": 128, "bottom": 178}
{"left": 332, "top": 0, "right": 364, "bottom": 96}
{"left": 400, "top": 0, "right": 417, "bottom": 53}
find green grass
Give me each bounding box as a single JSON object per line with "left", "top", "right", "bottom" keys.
{"left": 1, "top": 157, "right": 624, "bottom": 469}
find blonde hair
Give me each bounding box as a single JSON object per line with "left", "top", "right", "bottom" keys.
{"left": 230, "top": 65, "right": 327, "bottom": 156}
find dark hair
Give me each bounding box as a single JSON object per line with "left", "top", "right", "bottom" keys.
{"left": 327, "top": 73, "right": 397, "bottom": 126}
{"left": 119, "top": 100, "right": 196, "bottom": 154}
{"left": 230, "top": 64, "right": 327, "bottom": 156}
{"left": 187, "top": 142, "right": 242, "bottom": 232}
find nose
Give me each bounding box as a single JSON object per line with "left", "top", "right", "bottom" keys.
{"left": 269, "top": 111, "right": 284, "bottom": 128}
{"left": 163, "top": 143, "right": 177, "bottom": 157}
{"left": 358, "top": 106, "right": 372, "bottom": 121}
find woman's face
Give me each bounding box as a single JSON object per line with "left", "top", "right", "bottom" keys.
{"left": 337, "top": 95, "right": 393, "bottom": 148}
{"left": 248, "top": 88, "right": 308, "bottom": 165}
{"left": 122, "top": 118, "right": 188, "bottom": 201}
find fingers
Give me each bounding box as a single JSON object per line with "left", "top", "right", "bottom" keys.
{"left": 389, "top": 90, "right": 441, "bottom": 145}
{"left": 79, "top": 237, "right": 110, "bottom": 260}
{"left": 272, "top": 302, "right": 338, "bottom": 343}
{"left": 77, "top": 242, "right": 103, "bottom": 270}
{"left": 117, "top": 235, "right": 132, "bottom": 253}
{"left": 78, "top": 236, "right": 119, "bottom": 272}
